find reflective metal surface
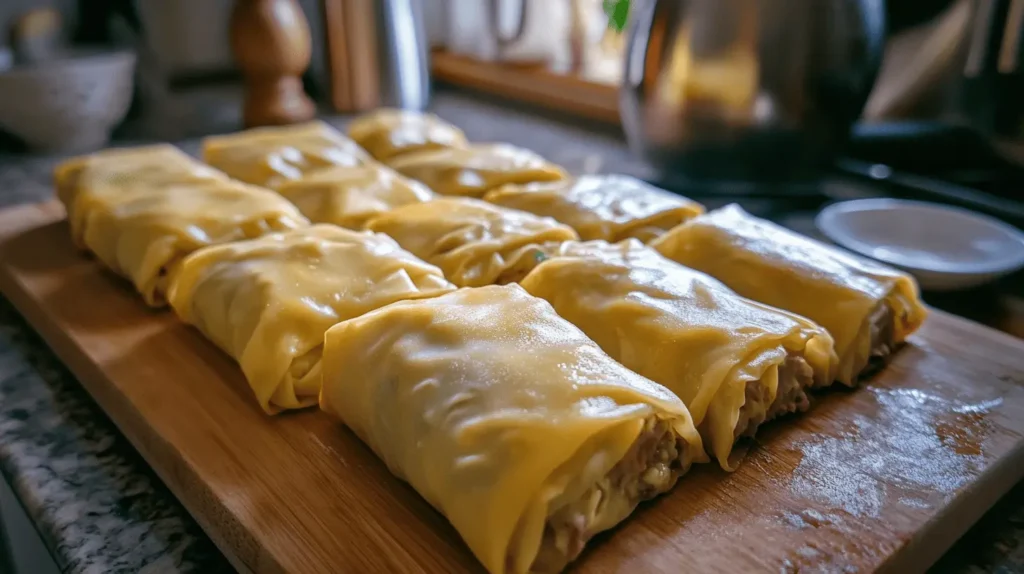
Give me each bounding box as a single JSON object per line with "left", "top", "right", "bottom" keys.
{"left": 621, "top": 0, "right": 886, "bottom": 181}
{"left": 352, "top": 0, "right": 431, "bottom": 110}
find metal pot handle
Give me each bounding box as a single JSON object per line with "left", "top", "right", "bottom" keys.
{"left": 859, "top": 0, "right": 888, "bottom": 100}
{"left": 619, "top": 0, "right": 663, "bottom": 149}
{"left": 488, "top": 0, "right": 529, "bottom": 48}
{"left": 622, "top": 0, "right": 660, "bottom": 91}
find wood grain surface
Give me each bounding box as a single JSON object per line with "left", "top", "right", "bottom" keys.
{"left": 230, "top": 0, "right": 316, "bottom": 127}
{"left": 431, "top": 51, "right": 621, "bottom": 125}
{"left": 0, "top": 201, "right": 1022, "bottom": 574}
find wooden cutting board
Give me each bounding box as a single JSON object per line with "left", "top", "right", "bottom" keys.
{"left": 0, "top": 200, "right": 1022, "bottom": 574}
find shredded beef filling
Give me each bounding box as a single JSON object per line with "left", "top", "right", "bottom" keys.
{"left": 766, "top": 355, "right": 814, "bottom": 421}
{"left": 734, "top": 354, "right": 814, "bottom": 441}
{"left": 529, "top": 418, "right": 685, "bottom": 573}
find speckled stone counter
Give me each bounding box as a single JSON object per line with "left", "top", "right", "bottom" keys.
{"left": 0, "top": 90, "right": 1020, "bottom": 573}
{"left": 0, "top": 300, "right": 232, "bottom": 573}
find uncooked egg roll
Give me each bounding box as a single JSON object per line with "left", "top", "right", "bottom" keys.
{"left": 347, "top": 108, "right": 468, "bottom": 161}
{"left": 202, "top": 120, "right": 371, "bottom": 189}
{"left": 55, "top": 145, "right": 308, "bottom": 306}
{"left": 320, "top": 284, "right": 706, "bottom": 573}
{"left": 275, "top": 163, "right": 436, "bottom": 229}
{"left": 364, "top": 197, "right": 578, "bottom": 286}
{"left": 485, "top": 175, "right": 704, "bottom": 243}
{"left": 168, "top": 224, "right": 455, "bottom": 413}
{"left": 520, "top": 239, "right": 836, "bottom": 469}
{"left": 387, "top": 143, "right": 567, "bottom": 197}
{"left": 651, "top": 204, "right": 928, "bottom": 384}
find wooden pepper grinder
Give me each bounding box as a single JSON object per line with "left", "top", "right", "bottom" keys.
{"left": 230, "top": 0, "right": 316, "bottom": 127}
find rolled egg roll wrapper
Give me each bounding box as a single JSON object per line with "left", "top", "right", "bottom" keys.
{"left": 651, "top": 204, "right": 928, "bottom": 385}
{"left": 520, "top": 240, "right": 836, "bottom": 469}
{"left": 386, "top": 143, "right": 568, "bottom": 197}
{"left": 365, "top": 197, "right": 578, "bottom": 287}
{"left": 320, "top": 284, "right": 706, "bottom": 574}
{"left": 492, "top": 236, "right": 673, "bottom": 285}
{"left": 347, "top": 108, "right": 468, "bottom": 162}
{"left": 168, "top": 224, "right": 456, "bottom": 414}
{"left": 54, "top": 144, "right": 227, "bottom": 207}
{"left": 484, "top": 174, "right": 705, "bottom": 243}
{"left": 55, "top": 145, "right": 308, "bottom": 307}
{"left": 201, "top": 120, "right": 371, "bottom": 189}
{"left": 275, "top": 164, "right": 436, "bottom": 229}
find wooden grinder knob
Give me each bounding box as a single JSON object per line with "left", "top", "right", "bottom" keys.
{"left": 230, "top": 0, "right": 317, "bottom": 127}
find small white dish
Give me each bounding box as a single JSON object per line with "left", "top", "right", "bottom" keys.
{"left": 0, "top": 49, "right": 135, "bottom": 153}
{"left": 815, "top": 198, "right": 1024, "bottom": 291}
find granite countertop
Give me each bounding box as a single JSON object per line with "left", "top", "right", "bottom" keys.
{"left": 0, "top": 90, "right": 1021, "bottom": 573}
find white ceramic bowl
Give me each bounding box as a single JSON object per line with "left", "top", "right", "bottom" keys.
{"left": 0, "top": 49, "right": 136, "bottom": 153}
{"left": 815, "top": 198, "right": 1024, "bottom": 291}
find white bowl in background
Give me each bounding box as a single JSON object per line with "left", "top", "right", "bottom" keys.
{"left": 0, "top": 49, "right": 136, "bottom": 153}
{"left": 815, "top": 198, "right": 1024, "bottom": 291}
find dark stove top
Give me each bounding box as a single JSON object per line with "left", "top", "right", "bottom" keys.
{"left": 650, "top": 158, "right": 1024, "bottom": 240}
{"left": 649, "top": 176, "right": 857, "bottom": 241}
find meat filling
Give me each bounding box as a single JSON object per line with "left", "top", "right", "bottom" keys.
{"left": 863, "top": 302, "right": 896, "bottom": 377}
{"left": 529, "top": 418, "right": 687, "bottom": 573}
{"left": 734, "top": 354, "right": 814, "bottom": 441}
{"left": 766, "top": 355, "right": 815, "bottom": 421}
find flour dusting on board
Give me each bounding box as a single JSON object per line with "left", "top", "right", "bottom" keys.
{"left": 790, "top": 387, "right": 998, "bottom": 517}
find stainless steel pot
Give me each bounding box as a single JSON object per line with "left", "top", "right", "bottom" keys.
{"left": 328, "top": 0, "right": 431, "bottom": 112}
{"left": 620, "top": 0, "right": 887, "bottom": 181}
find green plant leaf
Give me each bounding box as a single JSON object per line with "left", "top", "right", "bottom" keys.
{"left": 603, "top": 0, "right": 630, "bottom": 32}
